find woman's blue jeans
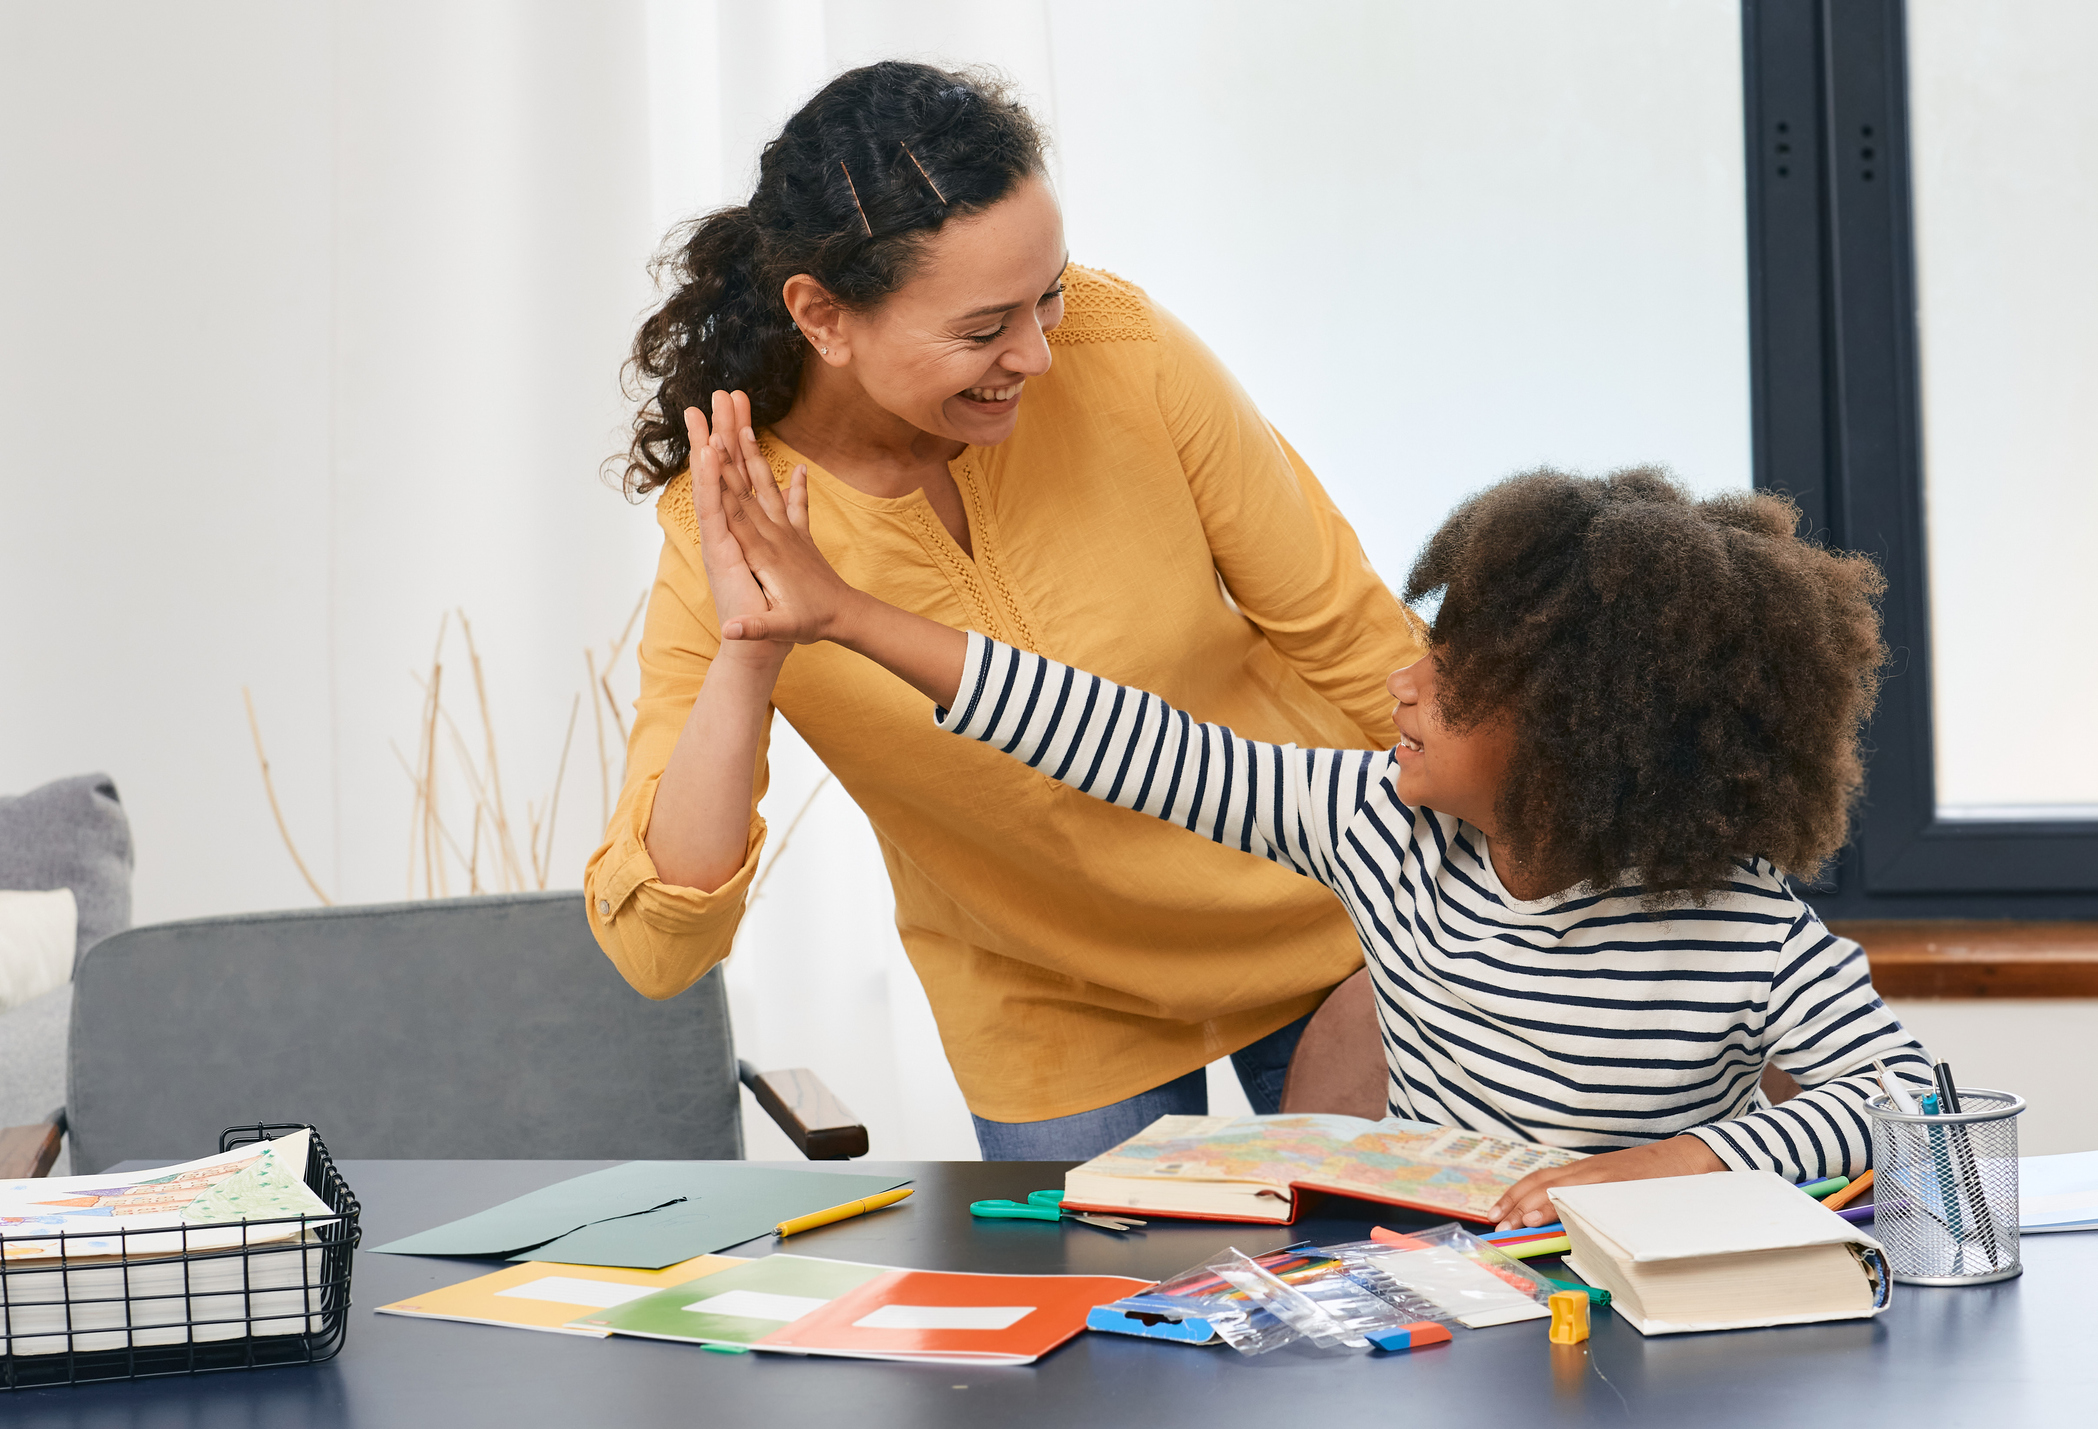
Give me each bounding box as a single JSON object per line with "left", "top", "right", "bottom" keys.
{"left": 970, "top": 1012, "right": 1312, "bottom": 1162}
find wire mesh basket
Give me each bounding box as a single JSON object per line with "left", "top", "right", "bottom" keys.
{"left": 1867, "top": 1089, "right": 2023, "bottom": 1286}
{"left": 1, "top": 1123, "right": 360, "bottom": 1390}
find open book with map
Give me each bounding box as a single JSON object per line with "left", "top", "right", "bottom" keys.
{"left": 1063, "top": 1114, "right": 1586, "bottom": 1225}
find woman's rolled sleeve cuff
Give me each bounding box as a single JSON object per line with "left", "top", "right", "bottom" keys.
{"left": 591, "top": 777, "right": 768, "bottom": 934}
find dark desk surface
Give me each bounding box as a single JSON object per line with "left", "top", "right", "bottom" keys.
{"left": 8, "top": 1159, "right": 2095, "bottom": 1427}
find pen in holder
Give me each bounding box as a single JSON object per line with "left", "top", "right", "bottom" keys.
{"left": 1866, "top": 1086, "right": 2024, "bottom": 1286}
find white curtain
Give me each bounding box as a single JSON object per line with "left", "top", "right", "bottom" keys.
{"left": 0, "top": 0, "right": 1747, "bottom": 1158}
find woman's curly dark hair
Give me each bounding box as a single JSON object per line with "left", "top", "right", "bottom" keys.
{"left": 1402, "top": 467, "right": 1886, "bottom": 902}
{"left": 617, "top": 61, "right": 1046, "bottom": 497}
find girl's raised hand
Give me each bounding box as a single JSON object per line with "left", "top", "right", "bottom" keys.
{"left": 692, "top": 389, "right": 966, "bottom": 706}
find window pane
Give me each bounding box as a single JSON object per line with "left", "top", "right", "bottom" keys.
{"left": 1911, "top": 1, "right": 2098, "bottom": 818}
{"left": 1046, "top": 0, "right": 1750, "bottom": 579}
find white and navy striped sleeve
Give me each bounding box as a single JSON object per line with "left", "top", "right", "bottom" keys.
{"left": 1683, "top": 908, "right": 1933, "bottom": 1180}
{"left": 935, "top": 633, "right": 1385, "bottom": 887}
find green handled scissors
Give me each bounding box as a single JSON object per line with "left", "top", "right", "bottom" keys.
{"left": 968, "top": 1189, "right": 1145, "bottom": 1233}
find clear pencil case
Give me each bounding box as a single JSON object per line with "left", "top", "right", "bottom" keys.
{"left": 1328, "top": 1224, "right": 1553, "bottom": 1327}
{"left": 1205, "top": 1247, "right": 1443, "bottom": 1352}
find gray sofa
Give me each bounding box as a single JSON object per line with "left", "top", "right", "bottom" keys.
{"left": 0, "top": 773, "right": 134, "bottom": 1175}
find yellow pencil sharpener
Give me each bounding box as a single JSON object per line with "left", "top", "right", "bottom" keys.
{"left": 1547, "top": 1290, "right": 1590, "bottom": 1345}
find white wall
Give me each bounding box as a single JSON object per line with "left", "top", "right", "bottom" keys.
{"left": 1887, "top": 1001, "right": 2098, "bottom": 1157}
{"left": 3, "top": 1, "right": 1749, "bottom": 1159}
{"left": 0, "top": 2, "right": 665, "bottom": 925}
{"left": 1047, "top": 0, "right": 1752, "bottom": 573}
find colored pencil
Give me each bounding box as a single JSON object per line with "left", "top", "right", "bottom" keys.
{"left": 1481, "top": 1223, "right": 1564, "bottom": 1241}
{"left": 1822, "top": 1168, "right": 1874, "bottom": 1211}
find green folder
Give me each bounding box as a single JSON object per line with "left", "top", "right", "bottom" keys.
{"left": 369, "top": 1163, "right": 911, "bottom": 1268}
{"left": 574, "top": 1255, "right": 892, "bottom": 1345}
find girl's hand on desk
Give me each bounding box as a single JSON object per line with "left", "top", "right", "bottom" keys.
{"left": 1489, "top": 1134, "right": 1725, "bottom": 1230}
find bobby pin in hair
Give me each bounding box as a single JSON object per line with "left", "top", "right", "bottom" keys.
{"left": 899, "top": 143, "right": 948, "bottom": 205}
{"left": 839, "top": 160, "right": 873, "bottom": 237}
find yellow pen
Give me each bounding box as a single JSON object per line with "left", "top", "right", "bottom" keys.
{"left": 774, "top": 1187, "right": 914, "bottom": 1237}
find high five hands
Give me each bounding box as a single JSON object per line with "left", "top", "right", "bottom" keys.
{"left": 684, "top": 392, "right": 853, "bottom": 647}
{"left": 684, "top": 391, "right": 968, "bottom": 706}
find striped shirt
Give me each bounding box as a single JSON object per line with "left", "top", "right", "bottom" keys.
{"left": 936, "top": 634, "right": 1931, "bottom": 1179}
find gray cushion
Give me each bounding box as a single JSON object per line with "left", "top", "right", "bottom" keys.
{"left": 0, "top": 773, "right": 133, "bottom": 969}
{"left": 68, "top": 891, "right": 742, "bottom": 1174}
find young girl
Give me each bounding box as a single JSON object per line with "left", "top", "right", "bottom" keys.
{"left": 690, "top": 415, "right": 1931, "bottom": 1228}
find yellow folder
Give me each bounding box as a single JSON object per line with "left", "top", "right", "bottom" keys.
{"left": 376, "top": 1254, "right": 745, "bottom": 1336}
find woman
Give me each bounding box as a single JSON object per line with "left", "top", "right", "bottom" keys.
{"left": 586, "top": 60, "right": 1422, "bottom": 1159}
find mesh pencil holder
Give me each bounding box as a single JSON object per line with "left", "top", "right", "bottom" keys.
{"left": 1867, "top": 1089, "right": 2023, "bottom": 1287}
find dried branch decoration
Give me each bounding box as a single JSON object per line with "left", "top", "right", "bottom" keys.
{"left": 245, "top": 589, "right": 828, "bottom": 913}
{"left": 241, "top": 686, "right": 333, "bottom": 906}
{"left": 248, "top": 600, "right": 643, "bottom": 905}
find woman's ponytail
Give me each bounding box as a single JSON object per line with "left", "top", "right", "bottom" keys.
{"left": 622, "top": 206, "right": 796, "bottom": 496}
{"left": 617, "top": 62, "right": 1046, "bottom": 496}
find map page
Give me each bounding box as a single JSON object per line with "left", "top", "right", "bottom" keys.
{"left": 1067, "top": 1114, "right": 1586, "bottom": 1223}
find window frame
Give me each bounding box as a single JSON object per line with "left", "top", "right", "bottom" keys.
{"left": 1741, "top": 0, "right": 2098, "bottom": 917}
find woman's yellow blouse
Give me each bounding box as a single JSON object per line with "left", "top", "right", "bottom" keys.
{"left": 586, "top": 268, "right": 1425, "bottom": 1123}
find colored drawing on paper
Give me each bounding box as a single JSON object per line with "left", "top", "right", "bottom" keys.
{"left": 0, "top": 1132, "right": 327, "bottom": 1260}
{"left": 183, "top": 1137, "right": 332, "bottom": 1225}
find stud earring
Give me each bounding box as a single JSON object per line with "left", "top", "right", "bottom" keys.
{"left": 821, "top": 347, "right": 830, "bottom": 356}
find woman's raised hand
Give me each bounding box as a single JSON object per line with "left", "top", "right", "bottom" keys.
{"left": 690, "top": 391, "right": 856, "bottom": 646}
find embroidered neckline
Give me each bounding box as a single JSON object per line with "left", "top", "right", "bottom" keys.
{"left": 947, "top": 455, "right": 1037, "bottom": 651}
{"left": 658, "top": 400, "right": 1065, "bottom": 653}
{"left": 1047, "top": 266, "right": 1157, "bottom": 347}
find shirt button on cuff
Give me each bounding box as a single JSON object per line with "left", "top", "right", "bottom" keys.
{"left": 597, "top": 898, "right": 612, "bottom": 918}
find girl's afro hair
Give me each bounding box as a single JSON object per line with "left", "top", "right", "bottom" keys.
{"left": 1403, "top": 467, "right": 1886, "bottom": 901}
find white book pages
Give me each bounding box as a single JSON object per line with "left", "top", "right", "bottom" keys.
{"left": 1549, "top": 1170, "right": 1880, "bottom": 1262}
{"left": 0, "top": 1242, "right": 328, "bottom": 1355}
{"left": 1562, "top": 1251, "right": 1881, "bottom": 1337}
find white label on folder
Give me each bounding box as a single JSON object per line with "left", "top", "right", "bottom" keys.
{"left": 682, "top": 1290, "right": 830, "bottom": 1322}
{"left": 851, "top": 1304, "right": 1034, "bottom": 1331}
{"left": 1369, "top": 1248, "right": 1549, "bottom": 1329}
{"left": 494, "top": 1276, "right": 660, "bottom": 1310}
